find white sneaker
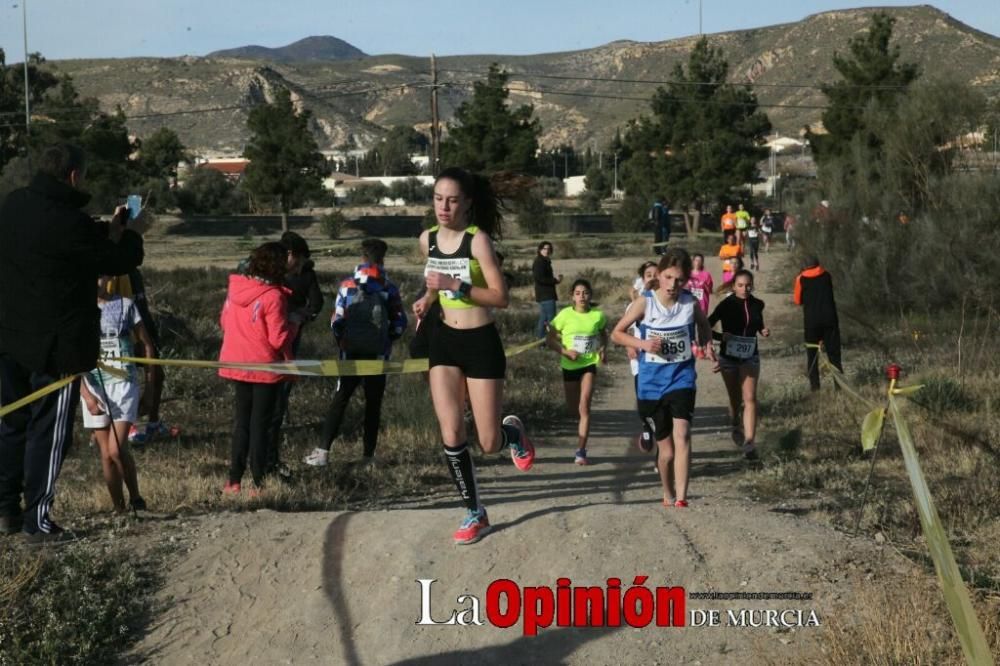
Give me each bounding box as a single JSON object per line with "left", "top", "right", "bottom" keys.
{"left": 303, "top": 447, "right": 329, "bottom": 467}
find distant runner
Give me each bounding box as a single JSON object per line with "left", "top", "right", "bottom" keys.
{"left": 708, "top": 269, "right": 769, "bottom": 460}
{"left": 547, "top": 279, "right": 608, "bottom": 465}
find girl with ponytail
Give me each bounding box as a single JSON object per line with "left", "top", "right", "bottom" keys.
{"left": 413, "top": 167, "right": 535, "bottom": 545}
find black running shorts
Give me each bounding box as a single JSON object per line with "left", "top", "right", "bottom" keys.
{"left": 429, "top": 321, "right": 506, "bottom": 380}
{"left": 637, "top": 388, "right": 696, "bottom": 440}
{"left": 562, "top": 364, "right": 597, "bottom": 383}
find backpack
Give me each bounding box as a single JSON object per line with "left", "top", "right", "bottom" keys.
{"left": 342, "top": 286, "right": 389, "bottom": 356}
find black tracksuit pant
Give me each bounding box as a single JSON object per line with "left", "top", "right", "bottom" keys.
{"left": 805, "top": 325, "right": 843, "bottom": 390}
{"left": 0, "top": 356, "right": 80, "bottom": 534}
{"left": 229, "top": 381, "right": 280, "bottom": 486}
{"left": 321, "top": 374, "right": 387, "bottom": 458}
{"left": 266, "top": 331, "right": 303, "bottom": 470}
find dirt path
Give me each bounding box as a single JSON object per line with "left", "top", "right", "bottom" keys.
{"left": 133, "top": 253, "right": 912, "bottom": 665}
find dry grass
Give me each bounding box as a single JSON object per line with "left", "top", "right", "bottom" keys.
{"left": 746, "top": 310, "right": 1000, "bottom": 662}
{"left": 816, "top": 579, "right": 1000, "bottom": 665}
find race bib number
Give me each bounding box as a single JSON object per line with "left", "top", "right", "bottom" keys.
{"left": 99, "top": 336, "right": 133, "bottom": 380}
{"left": 100, "top": 336, "right": 122, "bottom": 364}
{"left": 425, "top": 257, "right": 471, "bottom": 299}
{"left": 571, "top": 335, "right": 597, "bottom": 355}
{"left": 748, "top": 228, "right": 759, "bottom": 238}
{"left": 645, "top": 328, "right": 692, "bottom": 364}
{"left": 762, "top": 224, "right": 772, "bottom": 234}
{"left": 689, "top": 287, "right": 704, "bottom": 301}
{"left": 725, "top": 335, "right": 757, "bottom": 359}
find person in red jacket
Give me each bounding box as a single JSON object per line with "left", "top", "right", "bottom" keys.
{"left": 218, "top": 242, "right": 298, "bottom": 494}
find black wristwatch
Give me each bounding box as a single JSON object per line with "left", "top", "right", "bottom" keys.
{"left": 457, "top": 281, "right": 473, "bottom": 298}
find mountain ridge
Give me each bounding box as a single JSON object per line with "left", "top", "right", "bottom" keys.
{"left": 48, "top": 5, "right": 1000, "bottom": 154}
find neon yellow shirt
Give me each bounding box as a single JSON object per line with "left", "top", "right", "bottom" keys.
{"left": 425, "top": 225, "right": 487, "bottom": 309}
{"left": 735, "top": 210, "right": 751, "bottom": 229}
{"left": 550, "top": 306, "right": 607, "bottom": 370}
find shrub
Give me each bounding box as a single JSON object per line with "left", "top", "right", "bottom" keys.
{"left": 320, "top": 211, "right": 348, "bottom": 239}
{"left": 612, "top": 195, "right": 650, "bottom": 233}
{"left": 0, "top": 544, "right": 159, "bottom": 664}
{"left": 346, "top": 183, "right": 389, "bottom": 205}
{"left": 512, "top": 190, "right": 551, "bottom": 235}
{"left": 910, "top": 376, "right": 978, "bottom": 414}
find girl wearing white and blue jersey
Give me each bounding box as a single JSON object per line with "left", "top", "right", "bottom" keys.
{"left": 612, "top": 249, "right": 715, "bottom": 508}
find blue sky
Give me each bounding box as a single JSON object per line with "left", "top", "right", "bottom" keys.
{"left": 0, "top": 1, "right": 996, "bottom": 61}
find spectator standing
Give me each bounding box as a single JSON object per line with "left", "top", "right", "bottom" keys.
{"left": 80, "top": 276, "right": 155, "bottom": 513}
{"left": 651, "top": 196, "right": 671, "bottom": 254}
{"left": 218, "top": 242, "right": 298, "bottom": 495}
{"left": 303, "top": 239, "right": 406, "bottom": 467}
{"left": 532, "top": 241, "right": 562, "bottom": 338}
{"left": 266, "top": 231, "right": 323, "bottom": 478}
{"left": 0, "top": 143, "right": 145, "bottom": 542}
{"left": 794, "top": 255, "right": 842, "bottom": 390}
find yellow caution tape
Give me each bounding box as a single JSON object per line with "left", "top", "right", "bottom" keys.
{"left": 0, "top": 374, "right": 80, "bottom": 419}
{"left": 887, "top": 392, "right": 994, "bottom": 666}
{"left": 807, "top": 344, "right": 995, "bottom": 666}
{"left": 0, "top": 339, "right": 546, "bottom": 418}
{"left": 112, "top": 338, "right": 545, "bottom": 377}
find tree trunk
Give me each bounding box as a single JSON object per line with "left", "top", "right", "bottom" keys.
{"left": 281, "top": 194, "right": 289, "bottom": 233}
{"left": 682, "top": 208, "right": 693, "bottom": 235}
{"left": 692, "top": 207, "right": 701, "bottom": 235}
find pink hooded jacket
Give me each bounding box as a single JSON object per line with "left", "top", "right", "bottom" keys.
{"left": 218, "top": 274, "right": 298, "bottom": 384}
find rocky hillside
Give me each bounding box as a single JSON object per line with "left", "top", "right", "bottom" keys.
{"left": 50, "top": 5, "right": 1000, "bottom": 154}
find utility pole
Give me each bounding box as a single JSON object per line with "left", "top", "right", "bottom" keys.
{"left": 613, "top": 152, "right": 619, "bottom": 194}
{"left": 699, "top": 0, "right": 703, "bottom": 36}
{"left": 430, "top": 54, "right": 440, "bottom": 176}
{"left": 22, "top": 0, "right": 30, "bottom": 132}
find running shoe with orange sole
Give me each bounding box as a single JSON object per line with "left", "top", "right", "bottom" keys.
{"left": 453, "top": 507, "right": 491, "bottom": 545}
{"left": 502, "top": 415, "right": 535, "bottom": 471}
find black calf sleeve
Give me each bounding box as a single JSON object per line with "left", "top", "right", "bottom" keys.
{"left": 444, "top": 443, "right": 480, "bottom": 512}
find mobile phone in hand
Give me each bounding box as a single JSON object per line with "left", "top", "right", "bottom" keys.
{"left": 126, "top": 194, "right": 142, "bottom": 220}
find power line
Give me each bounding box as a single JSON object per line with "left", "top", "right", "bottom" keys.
{"left": 0, "top": 82, "right": 431, "bottom": 126}
{"left": 443, "top": 81, "right": 865, "bottom": 111}
{"left": 436, "top": 66, "right": 1000, "bottom": 92}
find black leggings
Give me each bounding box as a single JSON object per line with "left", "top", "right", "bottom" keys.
{"left": 805, "top": 325, "right": 842, "bottom": 390}
{"left": 321, "top": 375, "right": 387, "bottom": 457}
{"left": 230, "top": 381, "right": 280, "bottom": 486}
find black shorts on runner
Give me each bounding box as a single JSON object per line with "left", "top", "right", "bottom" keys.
{"left": 428, "top": 321, "right": 506, "bottom": 380}
{"left": 637, "top": 388, "right": 696, "bottom": 440}
{"left": 562, "top": 364, "right": 597, "bottom": 383}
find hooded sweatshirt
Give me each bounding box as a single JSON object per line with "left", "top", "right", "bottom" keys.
{"left": 218, "top": 274, "right": 298, "bottom": 383}
{"left": 794, "top": 265, "right": 839, "bottom": 329}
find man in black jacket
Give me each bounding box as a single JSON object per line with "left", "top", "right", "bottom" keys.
{"left": 532, "top": 241, "right": 561, "bottom": 338}
{"left": 793, "top": 254, "right": 842, "bottom": 390}
{"left": 265, "top": 231, "right": 323, "bottom": 478}
{"left": 0, "top": 144, "right": 145, "bottom": 542}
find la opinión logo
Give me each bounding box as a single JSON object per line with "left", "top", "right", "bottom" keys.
{"left": 416, "top": 576, "right": 685, "bottom": 636}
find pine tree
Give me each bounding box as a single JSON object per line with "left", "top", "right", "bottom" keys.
{"left": 619, "top": 38, "right": 770, "bottom": 233}
{"left": 441, "top": 64, "right": 540, "bottom": 174}
{"left": 810, "top": 12, "right": 919, "bottom": 164}
{"left": 243, "top": 88, "right": 324, "bottom": 231}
